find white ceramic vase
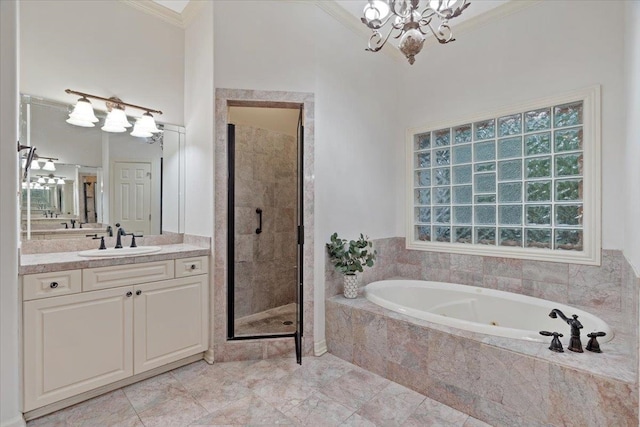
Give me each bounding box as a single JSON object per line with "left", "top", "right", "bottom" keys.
{"left": 343, "top": 273, "right": 359, "bottom": 299}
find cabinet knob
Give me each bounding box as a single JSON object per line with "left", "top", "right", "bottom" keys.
{"left": 50, "top": 282, "right": 59, "bottom": 289}
{"left": 136, "top": 290, "right": 142, "bottom": 296}
{"left": 126, "top": 291, "right": 133, "bottom": 297}
{"left": 190, "top": 264, "right": 196, "bottom": 270}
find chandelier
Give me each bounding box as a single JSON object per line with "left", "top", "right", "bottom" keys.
{"left": 361, "top": 0, "right": 470, "bottom": 65}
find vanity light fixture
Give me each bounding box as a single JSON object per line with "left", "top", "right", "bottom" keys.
{"left": 131, "top": 112, "right": 163, "bottom": 138}
{"left": 42, "top": 159, "right": 56, "bottom": 171}
{"left": 65, "top": 89, "right": 162, "bottom": 138}
{"left": 46, "top": 177, "right": 56, "bottom": 184}
{"left": 66, "top": 96, "right": 99, "bottom": 127}
{"left": 37, "top": 176, "right": 46, "bottom": 184}
{"left": 30, "top": 159, "right": 40, "bottom": 170}
{"left": 57, "top": 177, "right": 66, "bottom": 185}
{"left": 361, "top": 0, "right": 470, "bottom": 64}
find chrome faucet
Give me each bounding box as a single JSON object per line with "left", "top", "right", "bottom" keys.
{"left": 115, "top": 223, "right": 126, "bottom": 249}
{"left": 549, "top": 309, "right": 583, "bottom": 352}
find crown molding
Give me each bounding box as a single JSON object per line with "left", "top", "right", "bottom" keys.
{"left": 119, "top": 0, "right": 184, "bottom": 28}
{"left": 181, "top": 0, "right": 206, "bottom": 28}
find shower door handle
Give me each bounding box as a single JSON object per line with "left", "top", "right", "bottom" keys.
{"left": 256, "top": 208, "right": 263, "bottom": 234}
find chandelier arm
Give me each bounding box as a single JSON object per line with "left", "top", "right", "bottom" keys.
{"left": 427, "top": 21, "right": 455, "bottom": 44}
{"left": 390, "top": 0, "right": 411, "bottom": 19}
{"left": 366, "top": 25, "right": 400, "bottom": 52}
{"left": 429, "top": 0, "right": 470, "bottom": 20}
{"left": 65, "top": 89, "right": 163, "bottom": 115}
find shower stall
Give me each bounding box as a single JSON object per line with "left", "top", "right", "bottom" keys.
{"left": 226, "top": 104, "right": 304, "bottom": 360}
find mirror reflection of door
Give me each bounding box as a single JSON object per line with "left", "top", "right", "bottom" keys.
{"left": 229, "top": 106, "right": 301, "bottom": 338}
{"left": 79, "top": 173, "right": 97, "bottom": 223}
{"left": 112, "top": 161, "right": 151, "bottom": 235}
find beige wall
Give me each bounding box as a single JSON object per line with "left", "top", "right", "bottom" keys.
{"left": 233, "top": 124, "right": 298, "bottom": 319}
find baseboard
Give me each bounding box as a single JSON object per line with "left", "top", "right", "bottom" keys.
{"left": 0, "top": 415, "right": 26, "bottom": 427}
{"left": 314, "top": 340, "right": 327, "bottom": 356}
{"left": 203, "top": 348, "right": 215, "bottom": 364}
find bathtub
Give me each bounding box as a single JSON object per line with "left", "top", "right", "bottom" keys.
{"left": 365, "top": 279, "right": 613, "bottom": 343}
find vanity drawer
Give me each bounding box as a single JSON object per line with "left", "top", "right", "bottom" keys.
{"left": 175, "top": 256, "right": 209, "bottom": 277}
{"left": 23, "top": 270, "right": 82, "bottom": 301}
{"left": 83, "top": 260, "right": 174, "bottom": 291}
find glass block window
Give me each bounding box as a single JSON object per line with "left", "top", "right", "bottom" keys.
{"left": 408, "top": 88, "right": 601, "bottom": 264}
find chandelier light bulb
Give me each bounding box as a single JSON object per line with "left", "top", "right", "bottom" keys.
{"left": 363, "top": 0, "right": 390, "bottom": 25}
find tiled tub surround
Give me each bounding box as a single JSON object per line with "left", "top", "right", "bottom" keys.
{"left": 214, "top": 89, "right": 315, "bottom": 361}
{"left": 325, "top": 238, "right": 639, "bottom": 426}
{"left": 233, "top": 124, "right": 298, "bottom": 319}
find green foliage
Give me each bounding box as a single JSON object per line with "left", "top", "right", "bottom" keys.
{"left": 326, "top": 232, "right": 376, "bottom": 275}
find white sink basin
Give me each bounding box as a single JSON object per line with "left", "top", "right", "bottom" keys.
{"left": 78, "top": 246, "right": 163, "bottom": 257}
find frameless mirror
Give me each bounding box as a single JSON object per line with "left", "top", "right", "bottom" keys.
{"left": 20, "top": 94, "right": 185, "bottom": 240}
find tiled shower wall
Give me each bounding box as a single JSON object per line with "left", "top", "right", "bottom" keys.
{"left": 234, "top": 125, "right": 297, "bottom": 319}
{"left": 326, "top": 237, "right": 640, "bottom": 363}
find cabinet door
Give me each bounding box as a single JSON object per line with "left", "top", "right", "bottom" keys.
{"left": 24, "top": 287, "right": 133, "bottom": 411}
{"left": 133, "top": 276, "right": 208, "bottom": 374}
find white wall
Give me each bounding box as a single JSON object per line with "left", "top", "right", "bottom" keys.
{"left": 184, "top": 1, "right": 214, "bottom": 238}
{"left": 214, "top": 0, "right": 401, "bottom": 348}
{"left": 398, "top": 1, "right": 627, "bottom": 250}
{"left": 624, "top": 1, "right": 640, "bottom": 273}
{"left": 0, "top": 2, "right": 24, "bottom": 426}
{"left": 20, "top": 0, "right": 184, "bottom": 125}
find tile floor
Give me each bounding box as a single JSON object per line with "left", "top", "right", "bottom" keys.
{"left": 235, "top": 303, "right": 297, "bottom": 336}
{"left": 27, "top": 353, "right": 492, "bottom": 427}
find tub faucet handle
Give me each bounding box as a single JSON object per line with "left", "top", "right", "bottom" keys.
{"left": 586, "top": 331, "right": 606, "bottom": 353}
{"left": 540, "top": 331, "right": 564, "bottom": 353}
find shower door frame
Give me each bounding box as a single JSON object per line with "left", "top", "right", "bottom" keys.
{"left": 213, "top": 89, "right": 314, "bottom": 364}
{"left": 225, "top": 103, "right": 304, "bottom": 350}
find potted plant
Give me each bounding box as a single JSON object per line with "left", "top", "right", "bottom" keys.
{"left": 326, "top": 232, "right": 376, "bottom": 298}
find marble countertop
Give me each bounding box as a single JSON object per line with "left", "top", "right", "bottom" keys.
{"left": 20, "top": 244, "right": 210, "bottom": 275}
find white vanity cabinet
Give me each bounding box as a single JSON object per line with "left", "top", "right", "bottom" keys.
{"left": 22, "top": 256, "right": 209, "bottom": 413}
{"left": 23, "top": 286, "right": 134, "bottom": 411}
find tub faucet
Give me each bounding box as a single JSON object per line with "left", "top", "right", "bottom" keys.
{"left": 549, "top": 309, "right": 583, "bottom": 352}
{"left": 115, "top": 223, "right": 126, "bottom": 249}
